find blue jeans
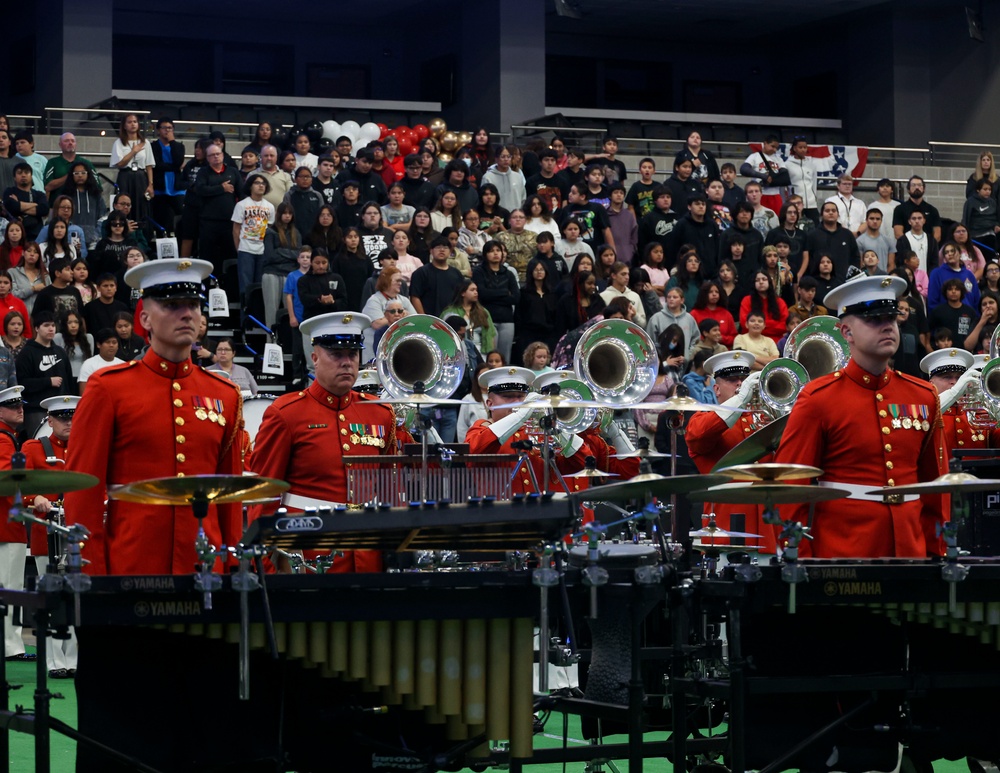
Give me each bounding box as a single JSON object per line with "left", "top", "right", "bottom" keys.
{"left": 237, "top": 250, "right": 264, "bottom": 297}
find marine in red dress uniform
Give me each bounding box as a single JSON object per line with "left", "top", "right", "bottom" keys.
{"left": 250, "top": 313, "right": 397, "bottom": 573}
{"left": 774, "top": 276, "right": 948, "bottom": 558}
{"left": 685, "top": 351, "right": 777, "bottom": 553}
{"left": 0, "top": 386, "right": 29, "bottom": 658}
{"left": 920, "top": 349, "right": 1000, "bottom": 457}
{"left": 64, "top": 259, "right": 243, "bottom": 575}
{"left": 466, "top": 367, "right": 594, "bottom": 495}
{"left": 23, "top": 394, "right": 78, "bottom": 677}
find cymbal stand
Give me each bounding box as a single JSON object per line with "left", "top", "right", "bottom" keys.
{"left": 579, "top": 526, "right": 608, "bottom": 619}
{"left": 762, "top": 498, "right": 811, "bottom": 614}
{"left": 190, "top": 493, "right": 225, "bottom": 610}
{"left": 940, "top": 477, "right": 969, "bottom": 614}
{"left": 532, "top": 546, "right": 560, "bottom": 692}
{"left": 229, "top": 544, "right": 262, "bottom": 701}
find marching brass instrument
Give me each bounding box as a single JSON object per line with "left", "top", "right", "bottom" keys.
{"left": 960, "top": 356, "right": 1000, "bottom": 429}
{"left": 574, "top": 319, "right": 658, "bottom": 406}
{"left": 744, "top": 317, "right": 848, "bottom": 426}
{"left": 375, "top": 314, "right": 466, "bottom": 401}
{"left": 783, "top": 316, "right": 850, "bottom": 381}
{"left": 758, "top": 358, "right": 810, "bottom": 418}
{"left": 545, "top": 376, "right": 599, "bottom": 434}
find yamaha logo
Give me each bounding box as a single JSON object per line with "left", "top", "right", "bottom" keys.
{"left": 134, "top": 601, "right": 150, "bottom": 618}
{"left": 275, "top": 516, "right": 324, "bottom": 532}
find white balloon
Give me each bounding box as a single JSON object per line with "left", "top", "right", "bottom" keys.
{"left": 322, "top": 120, "right": 341, "bottom": 140}
{"left": 340, "top": 120, "right": 361, "bottom": 138}
{"left": 359, "top": 122, "right": 381, "bottom": 143}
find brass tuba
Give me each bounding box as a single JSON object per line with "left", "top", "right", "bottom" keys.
{"left": 783, "top": 315, "right": 850, "bottom": 380}
{"left": 375, "top": 314, "right": 466, "bottom": 400}
{"left": 573, "top": 319, "right": 658, "bottom": 405}
{"left": 962, "top": 356, "right": 1000, "bottom": 428}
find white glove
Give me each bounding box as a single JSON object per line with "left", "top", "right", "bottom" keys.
{"left": 719, "top": 371, "right": 760, "bottom": 428}
{"left": 555, "top": 430, "right": 584, "bottom": 457}
{"left": 601, "top": 420, "right": 635, "bottom": 455}
{"left": 488, "top": 404, "right": 531, "bottom": 445}
{"left": 938, "top": 369, "right": 979, "bottom": 413}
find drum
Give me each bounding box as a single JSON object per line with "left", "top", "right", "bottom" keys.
{"left": 33, "top": 417, "right": 53, "bottom": 439}
{"left": 242, "top": 395, "right": 276, "bottom": 442}
{"left": 567, "top": 542, "right": 659, "bottom": 569}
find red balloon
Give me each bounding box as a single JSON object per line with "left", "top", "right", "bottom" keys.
{"left": 394, "top": 126, "right": 410, "bottom": 139}
{"left": 406, "top": 128, "right": 420, "bottom": 143}
{"left": 413, "top": 124, "right": 430, "bottom": 141}
{"left": 377, "top": 123, "right": 389, "bottom": 139}
{"left": 397, "top": 137, "right": 415, "bottom": 156}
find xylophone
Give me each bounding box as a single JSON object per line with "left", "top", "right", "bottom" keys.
{"left": 73, "top": 572, "right": 540, "bottom": 773}
{"left": 690, "top": 558, "right": 1000, "bottom": 773}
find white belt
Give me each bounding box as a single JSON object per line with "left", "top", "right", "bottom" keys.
{"left": 820, "top": 481, "right": 918, "bottom": 504}
{"left": 280, "top": 493, "right": 347, "bottom": 511}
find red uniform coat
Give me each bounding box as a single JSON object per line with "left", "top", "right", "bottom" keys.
{"left": 686, "top": 410, "right": 777, "bottom": 553}
{"left": 0, "top": 421, "right": 25, "bottom": 544}
{"left": 466, "top": 418, "right": 593, "bottom": 495}
{"left": 64, "top": 350, "right": 243, "bottom": 575}
{"left": 774, "top": 359, "right": 947, "bottom": 558}
{"left": 22, "top": 434, "right": 68, "bottom": 556}
{"left": 941, "top": 406, "right": 1000, "bottom": 457}
{"left": 249, "top": 382, "right": 397, "bottom": 573}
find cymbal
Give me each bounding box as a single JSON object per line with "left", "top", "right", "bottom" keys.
{"left": 711, "top": 414, "right": 789, "bottom": 471}
{"left": 504, "top": 395, "right": 607, "bottom": 410}
{"left": 570, "top": 473, "right": 730, "bottom": 503}
{"left": 0, "top": 469, "right": 99, "bottom": 496}
{"left": 111, "top": 475, "right": 290, "bottom": 505}
{"left": 629, "top": 397, "right": 748, "bottom": 413}
{"left": 865, "top": 472, "right": 1000, "bottom": 497}
{"left": 565, "top": 468, "right": 620, "bottom": 478}
{"left": 690, "top": 482, "right": 850, "bottom": 505}
{"left": 611, "top": 447, "right": 672, "bottom": 459}
{"left": 716, "top": 463, "right": 823, "bottom": 482}
{"left": 371, "top": 394, "right": 466, "bottom": 406}
{"left": 690, "top": 526, "right": 762, "bottom": 539}
{"left": 691, "top": 541, "right": 762, "bottom": 554}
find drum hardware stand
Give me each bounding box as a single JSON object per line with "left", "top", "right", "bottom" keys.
{"left": 229, "top": 543, "right": 262, "bottom": 701}
{"left": 762, "top": 502, "right": 811, "bottom": 614}
{"left": 191, "top": 493, "right": 227, "bottom": 610}
{"left": 533, "top": 546, "right": 561, "bottom": 692}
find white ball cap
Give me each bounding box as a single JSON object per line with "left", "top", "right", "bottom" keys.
{"left": 40, "top": 394, "right": 81, "bottom": 413}
{"left": 299, "top": 312, "right": 372, "bottom": 349}
{"left": 0, "top": 385, "right": 24, "bottom": 407}
{"left": 124, "top": 258, "right": 214, "bottom": 299}
{"left": 704, "top": 350, "right": 756, "bottom": 378}
{"left": 824, "top": 275, "right": 908, "bottom": 319}
{"left": 920, "top": 348, "right": 974, "bottom": 376}
{"left": 477, "top": 366, "right": 535, "bottom": 393}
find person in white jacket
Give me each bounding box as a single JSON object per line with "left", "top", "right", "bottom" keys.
{"left": 480, "top": 146, "right": 526, "bottom": 212}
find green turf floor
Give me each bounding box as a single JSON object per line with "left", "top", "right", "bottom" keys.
{"left": 3, "top": 648, "right": 973, "bottom": 772}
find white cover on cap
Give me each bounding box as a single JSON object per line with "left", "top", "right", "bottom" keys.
{"left": 704, "top": 350, "right": 756, "bottom": 376}
{"left": 478, "top": 366, "right": 534, "bottom": 392}
{"left": 300, "top": 312, "right": 372, "bottom": 343}
{"left": 40, "top": 394, "right": 81, "bottom": 412}
{"left": 919, "top": 348, "right": 974, "bottom": 375}
{"left": 124, "top": 258, "right": 214, "bottom": 291}
{"left": 824, "top": 275, "right": 907, "bottom": 317}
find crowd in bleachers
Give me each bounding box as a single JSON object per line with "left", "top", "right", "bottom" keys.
{"left": 0, "top": 111, "right": 998, "bottom": 439}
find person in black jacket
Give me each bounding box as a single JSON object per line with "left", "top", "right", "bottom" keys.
{"left": 15, "top": 310, "right": 71, "bottom": 432}
{"left": 297, "top": 249, "right": 348, "bottom": 321}
{"left": 672, "top": 192, "right": 719, "bottom": 273}
{"left": 334, "top": 149, "right": 388, "bottom": 206}
{"left": 149, "top": 118, "right": 185, "bottom": 235}
{"left": 472, "top": 240, "right": 520, "bottom": 363}
{"left": 194, "top": 144, "right": 242, "bottom": 277}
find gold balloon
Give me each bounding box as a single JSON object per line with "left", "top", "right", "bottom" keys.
{"left": 440, "top": 131, "right": 460, "bottom": 153}
{"left": 457, "top": 131, "right": 472, "bottom": 147}
{"left": 428, "top": 117, "right": 447, "bottom": 138}
{"left": 436, "top": 152, "right": 453, "bottom": 164}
